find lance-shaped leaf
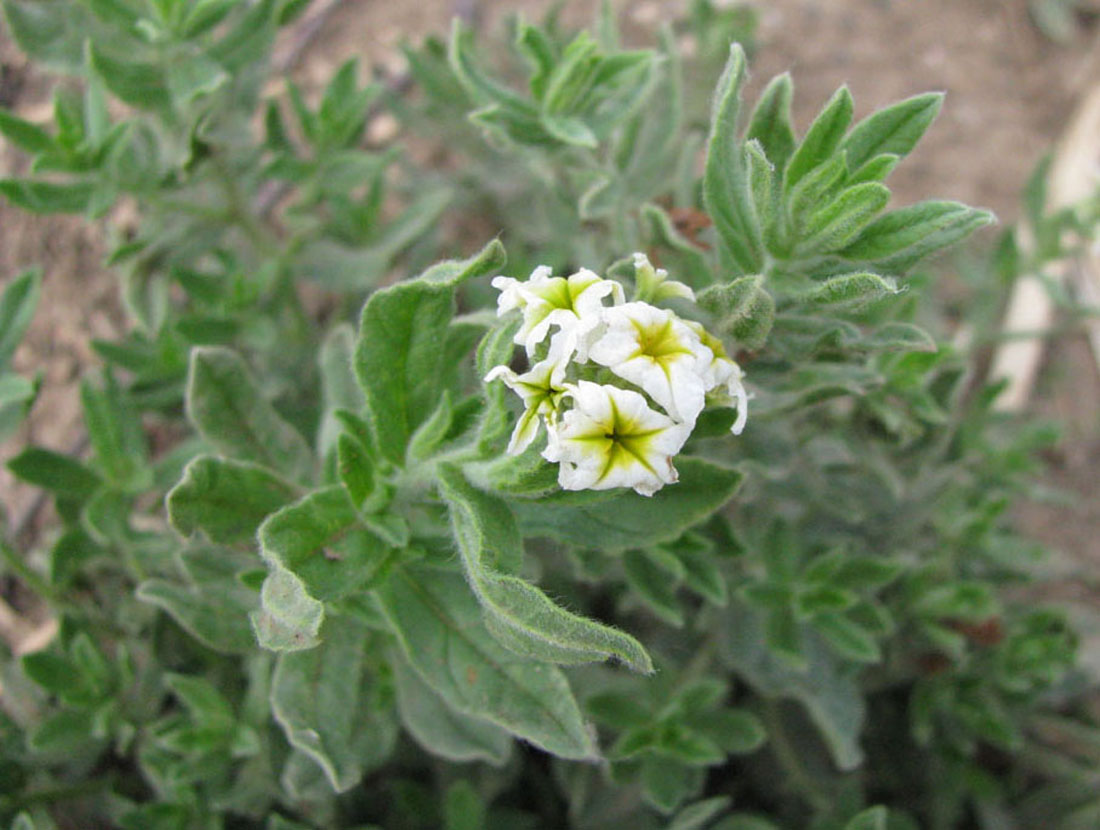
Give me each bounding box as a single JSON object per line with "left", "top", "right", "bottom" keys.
{"left": 167, "top": 456, "right": 299, "bottom": 545}
{"left": 317, "top": 324, "right": 365, "bottom": 462}
{"left": 838, "top": 200, "right": 995, "bottom": 273}
{"left": 271, "top": 615, "right": 397, "bottom": 792}
{"left": 703, "top": 44, "right": 763, "bottom": 275}
{"left": 354, "top": 239, "right": 505, "bottom": 466}
{"left": 0, "top": 179, "right": 95, "bottom": 214}
{"left": 514, "top": 458, "right": 743, "bottom": 551}
{"left": 375, "top": 566, "right": 597, "bottom": 760}
{"left": 785, "top": 86, "right": 853, "bottom": 189}
{"left": 841, "top": 92, "right": 942, "bottom": 172}
{"left": 258, "top": 485, "right": 394, "bottom": 602}
{"left": 391, "top": 653, "right": 512, "bottom": 766}
{"left": 0, "top": 269, "right": 40, "bottom": 367}
{"left": 794, "top": 182, "right": 890, "bottom": 258}
{"left": 745, "top": 73, "right": 795, "bottom": 172}
{"left": 186, "top": 347, "right": 314, "bottom": 484}
{"left": 437, "top": 464, "right": 653, "bottom": 673}
{"left": 800, "top": 272, "right": 899, "bottom": 308}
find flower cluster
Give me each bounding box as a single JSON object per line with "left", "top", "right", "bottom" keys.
{"left": 485, "top": 253, "right": 748, "bottom": 496}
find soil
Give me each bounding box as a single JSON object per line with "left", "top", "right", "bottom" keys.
{"left": 1, "top": 0, "right": 1099, "bottom": 602}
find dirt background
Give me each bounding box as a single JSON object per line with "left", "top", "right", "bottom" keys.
{"left": 1, "top": 0, "right": 1099, "bottom": 603}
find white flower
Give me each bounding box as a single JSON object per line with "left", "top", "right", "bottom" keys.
{"left": 685, "top": 321, "right": 749, "bottom": 435}
{"left": 491, "top": 266, "right": 623, "bottom": 361}
{"left": 484, "top": 357, "right": 566, "bottom": 455}
{"left": 631, "top": 251, "right": 695, "bottom": 304}
{"left": 588, "top": 302, "right": 714, "bottom": 426}
{"left": 542, "top": 381, "right": 690, "bottom": 497}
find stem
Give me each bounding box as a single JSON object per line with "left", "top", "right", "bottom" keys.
{"left": 761, "top": 698, "right": 832, "bottom": 814}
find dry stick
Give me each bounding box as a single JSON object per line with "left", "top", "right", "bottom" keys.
{"left": 989, "top": 81, "right": 1100, "bottom": 410}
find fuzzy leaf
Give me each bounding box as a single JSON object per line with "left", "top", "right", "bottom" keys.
{"left": 137, "top": 545, "right": 258, "bottom": 654}
{"left": 794, "top": 183, "right": 890, "bottom": 257}
{"left": 841, "top": 92, "right": 942, "bottom": 172}
{"left": 251, "top": 566, "right": 324, "bottom": 652}
{"left": 839, "top": 200, "right": 995, "bottom": 272}
{"left": 697, "top": 275, "right": 775, "bottom": 349}
{"left": 514, "top": 458, "right": 743, "bottom": 550}
{"left": 438, "top": 464, "right": 653, "bottom": 673}
{"left": 167, "top": 456, "right": 299, "bottom": 544}
{"left": 259, "top": 485, "right": 394, "bottom": 602}
{"left": 271, "top": 615, "right": 396, "bottom": 792}
{"left": 785, "top": 86, "right": 853, "bottom": 189}
{"left": 375, "top": 566, "right": 597, "bottom": 760}
{"left": 392, "top": 654, "right": 512, "bottom": 766}
{"left": 745, "top": 73, "right": 795, "bottom": 172}
{"left": 186, "top": 347, "right": 314, "bottom": 484}
{"left": 703, "top": 44, "right": 763, "bottom": 275}
{"left": 354, "top": 240, "right": 505, "bottom": 466}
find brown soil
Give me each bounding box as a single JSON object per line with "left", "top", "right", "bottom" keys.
{"left": 1, "top": 0, "right": 1099, "bottom": 575}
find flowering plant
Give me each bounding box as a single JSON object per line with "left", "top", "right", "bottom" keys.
{"left": 487, "top": 254, "right": 747, "bottom": 495}
{"left": 0, "top": 3, "right": 1094, "bottom": 829}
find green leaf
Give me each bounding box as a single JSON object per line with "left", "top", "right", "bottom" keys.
{"left": 623, "top": 549, "right": 683, "bottom": 626}
{"left": 0, "top": 0, "right": 85, "bottom": 69}
{"left": 720, "top": 599, "right": 864, "bottom": 770}
{"left": 801, "top": 272, "right": 899, "bottom": 308}
{"left": 271, "top": 615, "right": 396, "bottom": 792}
{"left": 0, "top": 269, "right": 40, "bottom": 367}
{"left": 0, "top": 108, "right": 54, "bottom": 154}
{"left": 392, "top": 654, "right": 512, "bottom": 766}
{"left": 670, "top": 538, "right": 728, "bottom": 606}
{"left": 703, "top": 44, "right": 763, "bottom": 275}
{"left": 7, "top": 446, "right": 101, "bottom": 499}
{"left": 641, "top": 757, "right": 703, "bottom": 813}
{"left": 794, "top": 182, "right": 890, "bottom": 258}
{"left": 407, "top": 391, "right": 454, "bottom": 462}
{"left": 839, "top": 200, "right": 995, "bottom": 272}
{"left": 785, "top": 85, "right": 853, "bottom": 189}
{"left": 89, "top": 46, "right": 171, "bottom": 110}
{"left": 697, "top": 275, "right": 775, "bottom": 349}
{"left": 841, "top": 92, "right": 942, "bottom": 172}
{"left": 704, "top": 709, "right": 767, "bottom": 754}
{"left": 80, "top": 373, "right": 149, "bottom": 491}
{"left": 863, "top": 322, "right": 936, "bottom": 353}
{"left": 186, "top": 347, "right": 313, "bottom": 484}
{"left": 317, "top": 324, "right": 366, "bottom": 461}
{"left": 166, "top": 54, "right": 229, "bottom": 107}
{"left": 514, "top": 458, "right": 743, "bottom": 551}
{"left": 438, "top": 464, "right": 653, "bottom": 672}
{"left": 375, "top": 566, "right": 598, "bottom": 760}
{"left": 164, "top": 674, "right": 235, "bottom": 730}
{"left": 259, "top": 486, "right": 394, "bottom": 602}
{"left": 0, "top": 179, "right": 95, "bottom": 214}
{"left": 167, "top": 456, "right": 299, "bottom": 544}
{"left": 745, "top": 73, "right": 795, "bottom": 172}
{"left": 336, "top": 432, "right": 377, "bottom": 510}
{"left": 813, "top": 612, "right": 882, "bottom": 663}
{"left": 585, "top": 691, "right": 651, "bottom": 730}
{"left": 137, "top": 545, "right": 259, "bottom": 654}
{"left": 444, "top": 781, "right": 487, "bottom": 830}
{"left": 354, "top": 240, "right": 505, "bottom": 466}
{"left": 251, "top": 566, "right": 323, "bottom": 652}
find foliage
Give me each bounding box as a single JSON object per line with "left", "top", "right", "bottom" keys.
{"left": 0, "top": 2, "right": 1094, "bottom": 829}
